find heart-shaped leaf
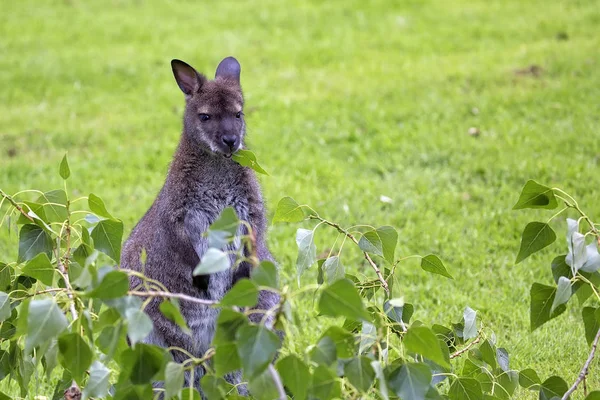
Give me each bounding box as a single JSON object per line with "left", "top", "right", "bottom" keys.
{"left": 516, "top": 222, "right": 556, "bottom": 264}
{"left": 513, "top": 180, "right": 557, "bottom": 210}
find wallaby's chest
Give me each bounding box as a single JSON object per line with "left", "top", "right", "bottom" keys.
{"left": 191, "top": 184, "right": 251, "bottom": 227}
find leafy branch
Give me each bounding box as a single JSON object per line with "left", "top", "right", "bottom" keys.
{"left": 307, "top": 214, "right": 389, "bottom": 294}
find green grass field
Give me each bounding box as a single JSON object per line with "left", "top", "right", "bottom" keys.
{"left": 1, "top": 0, "right": 600, "bottom": 398}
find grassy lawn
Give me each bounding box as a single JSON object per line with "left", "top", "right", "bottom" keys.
{"left": 1, "top": 0, "right": 599, "bottom": 397}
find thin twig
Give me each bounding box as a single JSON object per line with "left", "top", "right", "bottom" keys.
{"left": 309, "top": 216, "right": 389, "bottom": 294}
{"left": 268, "top": 364, "right": 287, "bottom": 400}
{"left": 450, "top": 335, "right": 481, "bottom": 359}
{"left": 55, "top": 239, "right": 78, "bottom": 320}
{"left": 0, "top": 189, "right": 34, "bottom": 222}
{"left": 562, "top": 328, "right": 600, "bottom": 400}
{"left": 128, "top": 290, "right": 219, "bottom": 306}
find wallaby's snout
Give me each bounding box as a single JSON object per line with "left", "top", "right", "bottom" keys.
{"left": 171, "top": 57, "right": 245, "bottom": 157}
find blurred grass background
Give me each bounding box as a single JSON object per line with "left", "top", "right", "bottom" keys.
{"left": 1, "top": 0, "right": 599, "bottom": 397}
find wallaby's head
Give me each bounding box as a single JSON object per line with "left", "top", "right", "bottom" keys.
{"left": 171, "top": 57, "right": 245, "bottom": 157}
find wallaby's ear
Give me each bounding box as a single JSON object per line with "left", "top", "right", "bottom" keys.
{"left": 215, "top": 57, "right": 241, "bottom": 83}
{"left": 171, "top": 59, "right": 206, "bottom": 96}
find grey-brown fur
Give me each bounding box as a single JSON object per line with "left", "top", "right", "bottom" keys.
{"left": 120, "top": 57, "right": 279, "bottom": 395}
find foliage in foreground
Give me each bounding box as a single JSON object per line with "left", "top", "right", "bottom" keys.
{"left": 0, "top": 158, "right": 598, "bottom": 399}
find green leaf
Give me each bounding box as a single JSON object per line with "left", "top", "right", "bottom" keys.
{"left": 539, "top": 376, "right": 568, "bottom": 400}
{"left": 16, "top": 201, "right": 47, "bottom": 225}
{"left": 310, "top": 365, "right": 341, "bottom": 399}
{"left": 87, "top": 269, "right": 129, "bottom": 299}
{"left": 273, "top": 196, "right": 306, "bottom": 223}
{"left": 206, "top": 207, "right": 239, "bottom": 249}
{"left": 448, "top": 377, "right": 483, "bottom": 400}
{"left": 120, "top": 343, "right": 165, "bottom": 384}
{"left": 296, "top": 228, "right": 317, "bottom": 280}
{"left": 550, "top": 276, "right": 572, "bottom": 313}
{"left": 496, "top": 370, "right": 518, "bottom": 399}
{"left": 43, "top": 339, "right": 59, "bottom": 378}
{"left": 18, "top": 224, "right": 53, "bottom": 263}
{"left": 551, "top": 255, "right": 571, "bottom": 283}
{"left": 475, "top": 371, "right": 494, "bottom": 393}
{"left": 388, "top": 363, "right": 432, "bottom": 400}
{"left": 22, "top": 253, "right": 55, "bottom": 286}
{"left": 251, "top": 261, "right": 279, "bottom": 289}
{"left": 82, "top": 361, "right": 111, "bottom": 400}
{"left": 358, "top": 226, "right": 398, "bottom": 263}
{"left": 323, "top": 256, "right": 345, "bottom": 283}
{"left": 319, "top": 278, "right": 370, "bottom": 321}
{"left": 214, "top": 343, "right": 241, "bottom": 375}
{"left": 323, "top": 326, "right": 356, "bottom": 358}
{"left": 96, "top": 324, "right": 127, "bottom": 361}
{"left": 377, "top": 226, "right": 398, "bottom": 263}
{"left": 585, "top": 392, "right": 600, "bottom": 400}
{"left": 231, "top": 149, "right": 269, "bottom": 175}
{"left": 582, "top": 242, "right": 600, "bottom": 273}
{"left": 164, "top": 362, "right": 184, "bottom": 400}
{"left": 345, "top": 356, "right": 376, "bottom": 393}
{"left": 463, "top": 306, "right": 477, "bottom": 339}
{"left": 0, "top": 292, "right": 11, "bottom": 322}
{"left": 582, "top": 307, "right": 600, "bottom": 346}
{"left": 193, "top": 248, "right": 231, "bottom": 276}
{"left": 58, "top": 333, "right": 93, "bottom": 383}
{"left": 221, "top": 279, "right": 259, "bottom": 307}
{"left": 210, "top": 207, "right": 239, "bottom": 234}
{"left": 248, "top": 367, "right": 280, "bottom": 400}
{"left": 518, "top": 368, "right": 541, "bottom": 390}
{"left": 530, "top": 283, "right": 567, "bottom": 331}
{"left": 513, "top": 180, "right": 557, "bottom": 210}
{"left": 421, "top": 254, "right": 453, "bottom": 279}
{"left": 236, "top": 324, "right": 280, "bottom": 379}
{"left": 0, "top": 263, "right": 10, "bottom": 292}
{"left": 479, "top": 340, "right": 497, "bottom": 370}
{"left": 277, "top": 355, "right": 310, "bottom": 400}
{"left": 90, "top": 219, "right": 123, "bottom": 262}
{"left": 125, "top": 308, "right": 153, "bottom": 346}
{"left": 200, "top": 375, "right": 228, "bottom": 400}
{"left": 159, "top": 299, "right": 190, "bottom": 335}
{"left": 25, "top": 299, "right": 68, "bottom": 353}
{"left": 425, "top": 387, "right": 444, "bottom": 400}
{"left": 213, "top": 309, "right": 248, "bottom": 345}
{"left": 358, "top": 321, "right": 376, "bottom": 354}
{"left": 384, "top": 299, "right": 413, "bottom": 324}
{"left": 59, "top": 153, "right": 70, "bottom": 180}
{"left": 310, "top": 335, "right": 337, "bottom": 366}
{"left": 516, "top": 222, "right": 556, "bottom": 264}
{"left": 371, "top": 361, "right": 389, "bottom": 400}
{"left": 37, "top": 190, "right": 68, "bottom": 223}
{"left": 496, "top": 347, "right": 510, "bottom": 372}
{"left": 88, "top": 193, "right": 114, "bottom": 219}
{"left": 404, "top": 326, "right": 450, "bottom": 369}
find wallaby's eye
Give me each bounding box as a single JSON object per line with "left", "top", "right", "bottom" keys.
{"left": 199, "top": 114, "right": 210, "bottom": 122}
{"left": 236, "top": 111, "right": 242, "bottom": 119}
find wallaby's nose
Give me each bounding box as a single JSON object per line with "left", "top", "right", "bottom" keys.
{"left": 222, "top": 135, "right": 237, "bottom": 150}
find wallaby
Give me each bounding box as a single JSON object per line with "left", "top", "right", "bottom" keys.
{"left": 120, "top": 57, "right": 279, "bottom": 395}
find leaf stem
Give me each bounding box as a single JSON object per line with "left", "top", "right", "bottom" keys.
{"left": 562, "top": 327, "right": 600, "bottom": 400}
{"left": 555, "top": 190, "right": 599, "bottom": 239}
{"left": 128, "top": 290, "right": 219, "bottom": 306}
{"left": 0, "top": 189, "right": 34, "bottom": 222}
{"left": 449, "top": 334, "right": 481, "bottom": 359}
{"left": 268, "top": 364, "right": 287, "bottom": 400}
{"left": 54, "top": 234, "right": 78, "bottom": 320}
{"left": 308, "top": 215, "right": 389, "bottom": 294}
